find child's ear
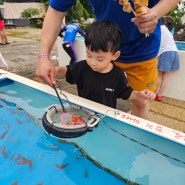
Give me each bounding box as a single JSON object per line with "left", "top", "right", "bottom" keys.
{"left": 112, "top": 51, "right": 121, "bottom": 61}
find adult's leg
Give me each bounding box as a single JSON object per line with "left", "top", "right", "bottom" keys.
{"left": 115, "top": 57, "right": 157, "bottom": 119}
{"left": 156, "top": 71, "right": 163, "bottom": 93}
{"left": 0, "top": 30, "right": 6, "bottom": 44}
{"left": 156, "top": 52, "right": 176, "bottom": 99}
{"left": 158, "top": 72, "right": 169, "bottom": 97}
{"left": 3, "top": 30, "right": 8, "bottom": 43}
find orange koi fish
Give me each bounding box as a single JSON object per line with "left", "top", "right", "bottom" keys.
{"left": 1, "top": 146, "right": 6, "bottom": 157}
{"left": 16, "top": 155, "right": 32, "bottom": 168}
{"left": 0, "top": 130, "right": 9, "bottom": 139}
{"left": 77, "top": 117, "right": 86, "bottom": 124}
{"left": 11, "top": 181, "right": 18, "bottom": 185}
{"left": 15, "top": 154, "right": 21, "bottom": 161}
{"left": 84, "top": 168, "right": 88, "bottom": 178}
{"left": 24, "top": 158, "right": 32, "bottom": 168}
{"left": 16, "top": 118, "right": 22, "bottom": 124}
{"left": 16, "top": 158, "right": 32, "bottom": 168}
{"left": 55, "top": 163, "right": 70, "bottom": 169}
{"left": 37, "top": 182, "right": 44, "bottom": 185}
{"left": 9, "top": 152, "right": 16, "bottom": 161}
{"left": 22, "top": 156, "right": 32, "bottom": 166}
{"left": 17, "top": 158, "right": 32, "bottom": 168}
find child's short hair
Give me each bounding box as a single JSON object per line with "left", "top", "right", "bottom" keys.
{"left": 161, "top": 16, "right": 175, "bottom": 31}
{"left": 72, "top": 19, "right": 80, "bottom": 24}
{"left": 85, "top": 20, "right": 122, "bottom": 54}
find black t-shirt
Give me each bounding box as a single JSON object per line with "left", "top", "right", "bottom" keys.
{"left": 66, "top": 60, "right": 133, "bottom": 108}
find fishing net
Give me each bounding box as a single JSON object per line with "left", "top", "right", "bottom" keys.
{"left": 42, "top": 104, "right": 100, "bottom": 138}
{"left": 52, "top": 105, "right": 89, "bottom": 126}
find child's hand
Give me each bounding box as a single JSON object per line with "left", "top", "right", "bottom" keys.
{"left": 139, "top": 90, "right": 156, "bottom": 100}
{"left": 54, "top": 66, "right": 67, "bottom": 78}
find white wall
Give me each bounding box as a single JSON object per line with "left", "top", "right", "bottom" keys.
{"left": 4, "top": 2, "right": 44, "bottom": 19}
{"left": 163, "top": 50, "right": 185, "bottom": 101}
{"left": 58, "top": 36, "right": 86, "bottom": 66}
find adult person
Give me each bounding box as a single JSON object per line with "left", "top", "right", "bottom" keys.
{"left": 51, "top": 17, "right": 66, "bottom": 61}
{"left": 155, "top": 18, "right": 180, "bottom": 101}
{"left": 0, "top": 11, "right": 9, "bottom": 45}
{"left": 58, "top": 19, "right": 85, "bottom": 65}
{"left": 36, "top": 0, "right": 179, "bottom": 119}
{"left": 55, "top": 20, "right": 155, "bottom": 108}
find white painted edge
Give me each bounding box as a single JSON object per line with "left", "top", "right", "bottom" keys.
{"left": 1, "top": 69, "right": 185, "bottom": 146}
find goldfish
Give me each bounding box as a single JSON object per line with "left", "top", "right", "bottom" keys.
{"left": 15, "top": 154, "right": 32, "bottom": 168}
{"left": 16, "top": 118, "right": 22, "bottom": 124}
{"left": 1, "top": 146, "right": 6, "bottom": 157}
{"left": 15, "top": 154, "right": 21, "bottom": 161}
{"left": 55, "top": 163, "right": 70, "bottom": 169}
{"left": 77, "top": 117, "right": 86, "bottom": 124}
{"left": 84, "top": 168, "right": 88, "bottom": 178}
{"left": 72, "top": 114, "right": 78, "bottom": 124}
{"left": 10, "top": 181, "right": 18, "bottom": 185}
{"left": 0, "top": 130, "right": 9, "bottom": 139}
{"left": 72, "top": 114, "right": 86, "bottom": 125}
{"left": 37, "top": 182, "right": 44, "bottom": 185}
{"left": 16, "top": 159, "right": 32, "bottom": 168}
{"left": 16, "top": 158, "right": 32, "bottom": 168}
{"left": 9, "top": 152, "right": 16, "bottom": 161}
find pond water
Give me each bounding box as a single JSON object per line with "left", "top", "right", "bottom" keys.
{"left": 0, "top": 78, "right": 185, "bottom": 185}
{"left": 176, "top": 41, "right": 185, "bottom": 50}
{"left": 0, "top": 99, "right": 126, "bottom": 185}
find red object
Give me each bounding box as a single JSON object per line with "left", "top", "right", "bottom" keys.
{"left": 0, "top": 20, "right": 5, "bottom": 30}
{"left": 72, "top": 114, "right": 78, "bottom": 124}
{"left": 155, "top": 94, "right": 163, "bottom": 101}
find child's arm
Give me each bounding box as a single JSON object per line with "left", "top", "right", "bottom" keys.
{"left": 55, "top": 66, "right": 67, "bottom": 78}
{"left": 129, "top": 89, "right": 156, "bottom": 100}
{"left": 58, "top": 27, "right": 66, "bottom": 37}
{"left": 78, "top": 27, "right": 85, "bottom": 37}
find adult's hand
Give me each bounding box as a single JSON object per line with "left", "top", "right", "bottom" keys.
{"left": 35, "top": 57, "right": 56, "bottom": 87}
{"left": 35, "top": 8, "right": 66, "bottom": 86}
{"left": 131, "top": 9, "right": 158, "bottom": 35}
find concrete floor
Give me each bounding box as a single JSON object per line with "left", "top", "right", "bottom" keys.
{"left": 1, "top": 27, "right": 185, "bottom": 133}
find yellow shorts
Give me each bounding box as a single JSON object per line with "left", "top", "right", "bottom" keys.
{"left": 115, "top": 57, "right": 158, "bottom": 91}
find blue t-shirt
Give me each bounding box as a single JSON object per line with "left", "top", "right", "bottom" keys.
{"left": 50, "top": 0, "right": 161, "bottom": 63}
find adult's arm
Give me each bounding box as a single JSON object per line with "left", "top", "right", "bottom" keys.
{"left": 131, "top": 0, "right": 180, "bottom": 34}
{"left": 36, "top": 7, "right": 66, "bottom": 86}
